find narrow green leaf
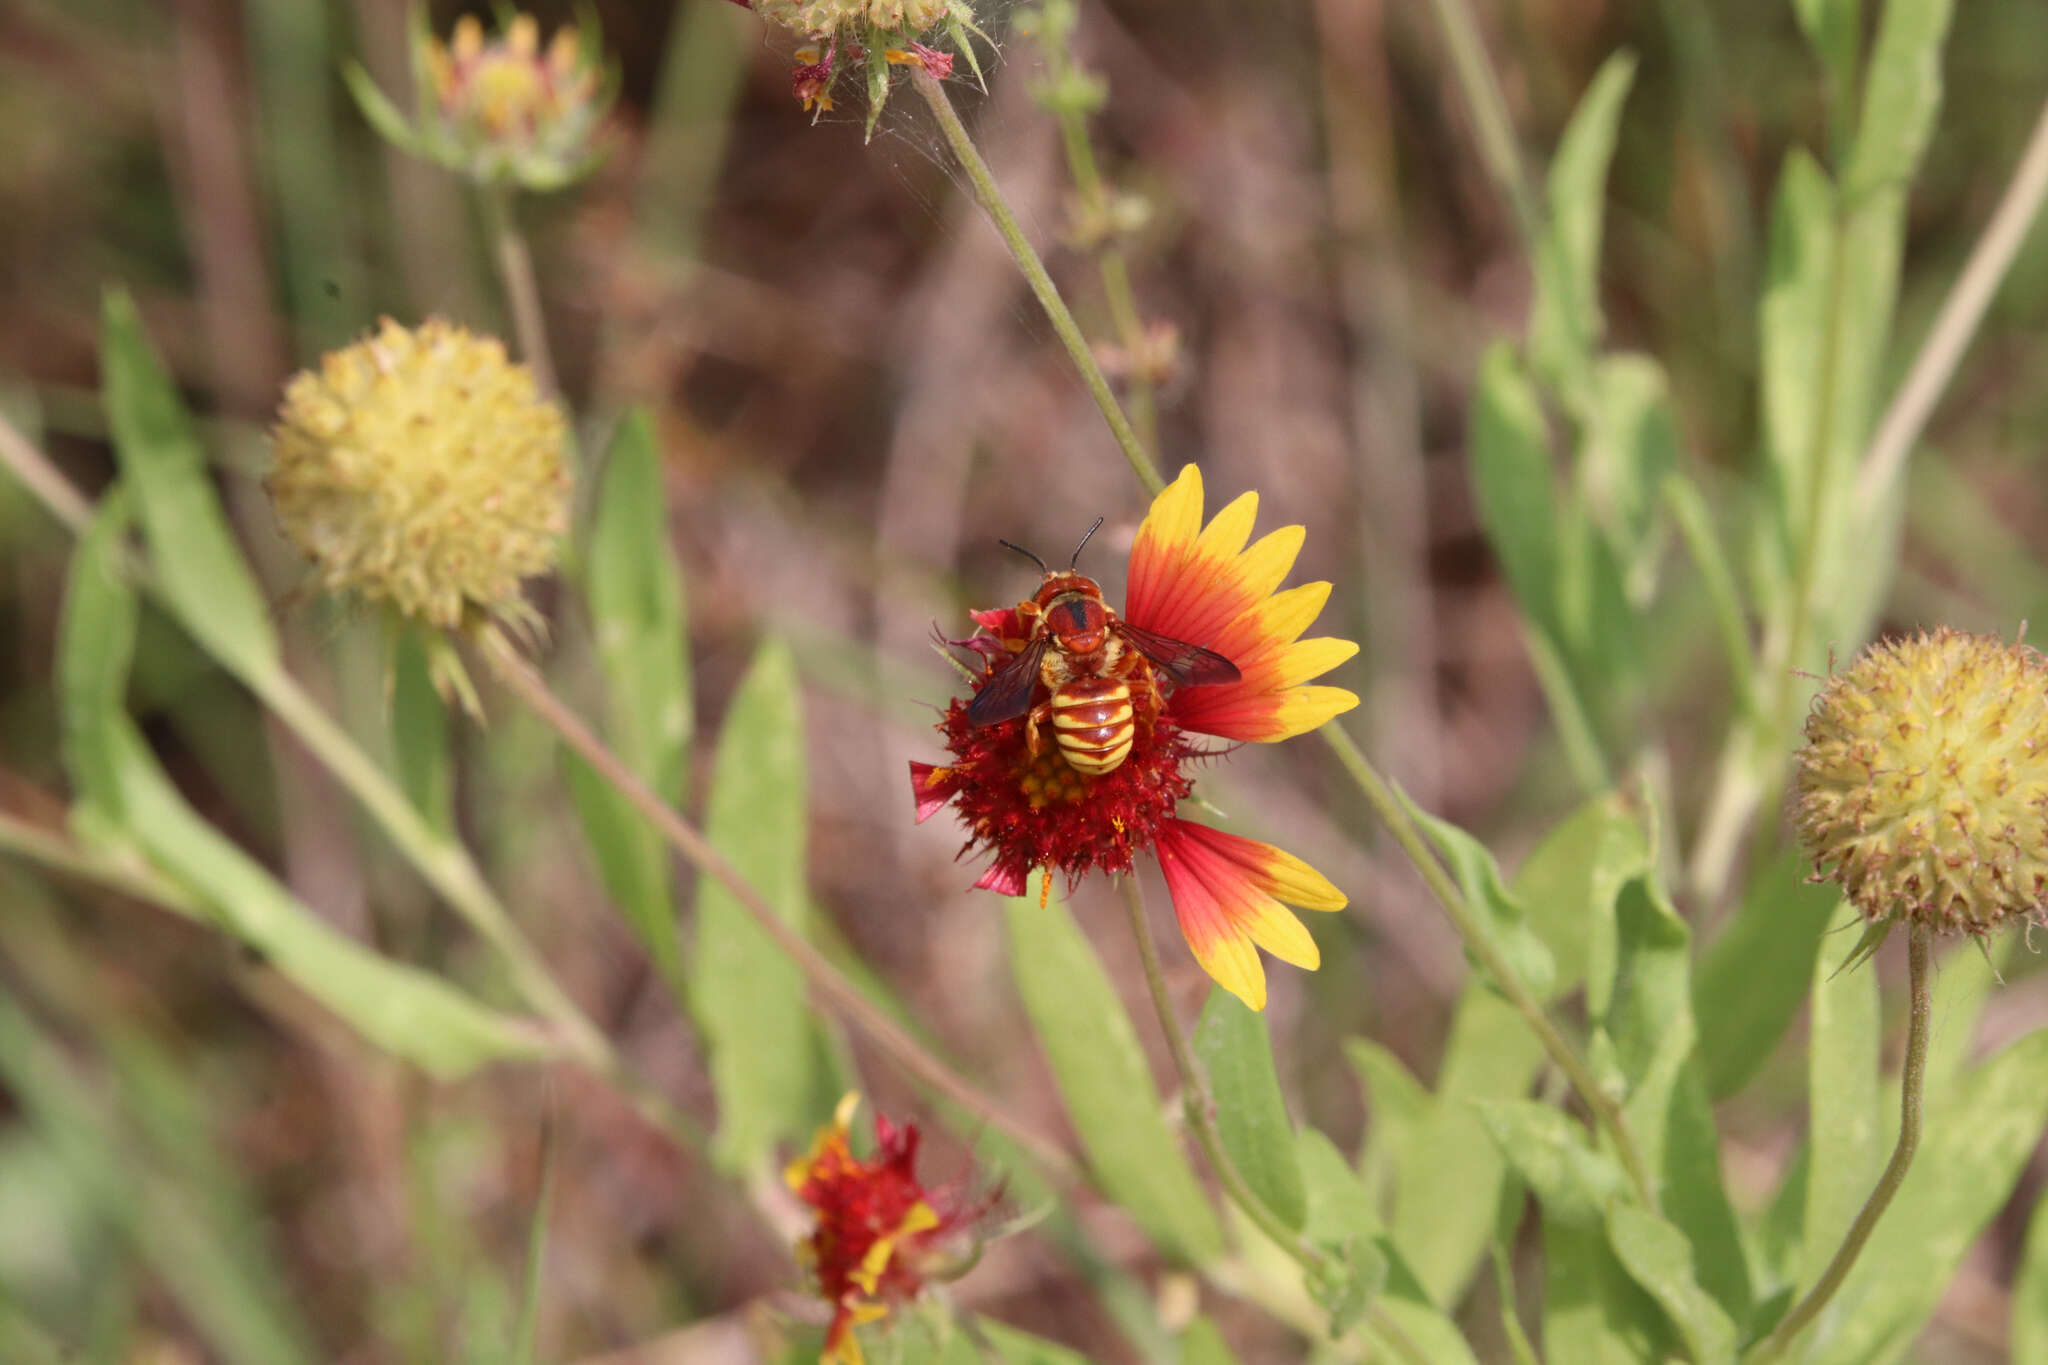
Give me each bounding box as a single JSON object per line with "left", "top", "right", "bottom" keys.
{"left": 509, "top": 1129, "right": 556, "bottom": 1365}
{"left": 1476, "top": 1101, "right": 1629, "bottom": 1228}
{"left": 1604, "top": 1205, "right": 1737, "bottom": 1365}
{"left": 1608, "top": 882, "right": 1751, "bottom": 1322}
{"left": 572, "top": 409, "right": 691, "bottom": 996}
{"left": 1344, "top": 1037, "right": 1429, "bottom": 1208}
{"left": 1468, "top": 343, "right": 1559, "bottom": 641}
{"left": 59, "top": 499, "right": 545, "bottom": 1077}
{"left": 1178, "top": 1318, "right": 1240, "bottom": 1365}
{"left": 1192, "top": 987, "right": 1305, "bottom": 1231}
{"left": 862, "top": 21, "right": 891, "bottom": 140}
{"left": 1792, "top": 0, "right": 1862, "bottom": 115}
{"left": 1695, "top": 847, "right": 1839, "bottom": 1098}
{"left": 1579, "top": 353, "right": 1678, "bottom": 589}
{"left": 982, "top": 1320, "right": 1093, "bottom": 1365}
{"left": 1806, "top": 1030, "right": 2048, "bottom": 1365}
{"left": 1003, "top": 890, "right": 1222, "bottom": 1262}
{"left": 1543, "top": 1218, "right": 1677, "bottom": 1365}
{"left": 1390, "top": 987, "right": 1546, "bottom": 1303}
{"left": 690, "top": 639, "right": 818, "bottom": 1172}
{"left": 2013, "top": 1178, "right": 2048, "bottom": 1364}
{"left": 99, "top": 288, "right": 276, "bottom": 675}
{"left": 341, "top": 60, "right": 424, "bottom": 153}
{"left": 1841, "top": 0, "right": 1956, "bottom": 202}
{"left": 1297, "top": 1130, "right": 1482, "bottom": 1365}
{"left": 1531, "top": 52, "right": 1637, "bottom": 392}
{"left": 1511, "top": 792, "right": 1649, "bottom": 1008}
{"left": 1758, "top": 149, "right": 1838, "bottom": 574}
{"left": 391, "top": 628, "right": 454, "bottom": 836}
{"left": 1393, "top": 787, "right": 1555, "bottom": 998}
{"left": 1800, "top": 911, "right": 1882, "bottom": 1293}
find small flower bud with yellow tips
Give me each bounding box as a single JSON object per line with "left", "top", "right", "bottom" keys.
{"left": 267, "top": 319, "right": 569, "bottom": 650}
{"left": 1794, "top": 628, "right": 2048, "bottom": 935}
{"left": 345, "top": 8, "right": 613, "bottom": 191}
{"left": 732, "top": 0, "right": 989, "bottom": 135}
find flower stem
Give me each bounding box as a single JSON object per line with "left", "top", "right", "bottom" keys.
{"left": 1117, "top": 878, "right": 1433, "bottom": 1365}
{"left": 911, "top": 69, "right": 1164, "bottom": 498}
{"left": 1317, "top": 725, "right": 1659, "bottom": 1212}
{"left": 475, "top": 631, "right": 1084, "bottom": 1187}
{"left": 479, "top": 184, "right": 558, "bottom": 396}
{"left": 1745, "top": 920, "right": 1932, "bottom": 1363}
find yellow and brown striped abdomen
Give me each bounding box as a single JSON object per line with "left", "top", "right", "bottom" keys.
{"left": 1051, "top": 677, "right": 1135, "bottom": 776}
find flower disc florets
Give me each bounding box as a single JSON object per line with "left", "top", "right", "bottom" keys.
{"left": 268, "top": 318, "right": 568, "bottom": 637}
{"left": 1794, "top": 628, "right": 2048, "bottom": 933}
{"left": 788, "top": 1094, "right": 991, "bottom": 1365}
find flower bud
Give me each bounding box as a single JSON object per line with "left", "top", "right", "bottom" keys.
{"left": 1794, "top": 628, "right": 2048, "bottom": 934}
{"left": 267, "top": 319, "right": 569, "bottom": 642}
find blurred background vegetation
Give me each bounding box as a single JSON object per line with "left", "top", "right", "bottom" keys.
{"left": 2, "top": 0, "right": 2048, "bottom": 1360}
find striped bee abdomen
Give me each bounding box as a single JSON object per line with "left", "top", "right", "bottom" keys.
{"left": 1051, "top": 678, "right": 1136, "bottom": 776}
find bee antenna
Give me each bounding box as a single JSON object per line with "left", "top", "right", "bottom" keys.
{"left": 998, "top": 539, "right": 1049, "bottom": 575}
{"left": 1070, "top": 516, "right": 1105, "bottom": 569}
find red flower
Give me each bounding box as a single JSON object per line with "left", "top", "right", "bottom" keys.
{"left": 788, "top": 1094, "right": 984, "bottom": 1365}
{"left": 911, "top": 464, "right": 1358, "bottom": 1009}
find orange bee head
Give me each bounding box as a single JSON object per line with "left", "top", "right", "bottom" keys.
{"left": 1036, "top": 578, "right": 1111, "bottom": 657}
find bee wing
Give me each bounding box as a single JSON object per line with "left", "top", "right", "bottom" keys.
{"left": 967, "top": 635, "right": 1050, "bottom": 726}
{"left": 1114, "top": 620, "right": 1241, "bottom": 687}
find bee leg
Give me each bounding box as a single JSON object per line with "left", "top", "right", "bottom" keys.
{"left": 1025, "top": 702, "right": 1053, "bottom": 757}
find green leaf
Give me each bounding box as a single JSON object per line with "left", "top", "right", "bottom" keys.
{"left": 1531, "top": 52, "right": 1637, "bottom": 393}
{"left": 1390, "top": 988, "right": 1545, "bottom": 1303}
{"left": 1511, "top": 792, "right": 1649, "bottom": 1008}
{"left": 1579, "top": 354, "right": 1678, "bottom": 592}
{"left": 690, "top": 639, "right": 818, "bottom": 1173}
{"left": 1296, "top": 1130, "right": 1481, "bottom": 1365}
{"left": 1841, "top": 0, "right": 1956, "bottom": 203}
{"left": 1805, "top": 1030, "right": 2048, "bottom": 1365}
{"left": 1542, "top": 1218, "right": 1677, "bottom": 1365}
{"left": 862, "top": 21, "right": 891, "bottom": 141}
{"left": 341, "top": 59, "right": 423, "bottom": 153}
{"left": 1792, "top": 0, "right": 1862, "bottom": 112}
{"left": 2013, "top": 1179, "right": 2048, "bottom": 1364}
{"left": 1608, "top": 882, "right": 1751, "bottom": 1322}
{"left": 99, "top": 288, "right": 277, "bottom": 676}
{"left": 570, "top": 410, "right": 692, "bottom": 998}
{"left": 1003, "top": 889, "right": 1222, "bottom": 1262}
{"left": 1177, "top": 1318, "right": 1240, "bottom": 1365}
{"left": 981, "top": 1321, "right": 1093, "bottom": 1365}
{"left": 1695, "top": 847, "right": 1839, "bottom": 1098}
{"left": 391, "top": 628, "right": 454, "bottom": 836}
{"left": 58, "top": 497, "right": 545, "bottom": 1078}
{"left": 509, "top": 1128, "right": 556, "bottom": 1365}
{"left": 1800, "top": 911, "right": 1882, "bottom": 1292}
{"left": 1758, "top": 149, "right": 1839, "bottom": 576}
{"left": 1192, "top": 987, "right": 1306, "bottom": 1231}
{"left": 1476, "top": 1101, "right": 1628, "bottom": 1228}
{"left": 1344, "top": 1037, "right": 1429, "bottom": 1208}
{"left": 1393, "top": 787, "right": 1555, "bottom": 999}
{"left": 1468, "top": 343, "right": 1559, "bottom": 641}
{"left": 1604, "top": 1204, "right": 1738, "bottom": 1365}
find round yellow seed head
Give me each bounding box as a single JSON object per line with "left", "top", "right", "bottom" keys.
{"left": 267, "top": 318, "right": 569, "bottom": 635}
{"left": 1794, "top": 628, "right": 2048, "bottom": 933}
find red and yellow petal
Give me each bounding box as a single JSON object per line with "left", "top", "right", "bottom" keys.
{"left": 1124, "top": 465, "right": 1359, "bottom": 744}
{"left": 822, "top": 1300, "right": 890, "bottom": 1365}
{"left": 908, "top": 761, "right": 961, "bottom": 824}
{"left": 1153, "top": 818, "right": 1346, "bottom": 1011}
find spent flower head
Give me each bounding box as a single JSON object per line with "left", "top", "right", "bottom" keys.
{"left": 788, "top": 1094, "right": 993, "bottom": 1365}
{"left": 728, "top": 0, "right": 988, "bottom": 134}
{"left": 1795, "top": 627, "right": 2048, "bottom": 937}
{"left": 268, "top": 318, "right": 569, "bottom": 704}
{"left": 912, "top": 465, "right": 1359, "bottom": 1010}
{"left": 345, "top": 7, "right": 613, "bottom": 190}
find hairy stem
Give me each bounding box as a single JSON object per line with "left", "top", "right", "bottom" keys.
{"left": 477, "top": 631, "right": 1083, "bottom": 1186}
{"left": 912, "top": 69, "right": 1164, "bottom": 498}
{"left": 480, "top": 184, "right": 558, "bottom": 396}
{"left": 1745, "top": 921, "right": 1933, "bottom": 1364}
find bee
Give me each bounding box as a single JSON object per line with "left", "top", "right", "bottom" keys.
{"left": 967, "top": 518, "right": 1241, "bottom": 776}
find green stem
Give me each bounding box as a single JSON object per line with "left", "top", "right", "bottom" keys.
{"left": 1117, "top": 878, "right": 1433, "bottom": 1365}
{"left": 912, "top": 69, "right": 1164, "bottom": 498}
{"left": 1423, "top": 0, "right": 1547, "bottom": 258}
{"left": 1745, "top": 920, "right": 1933, "bottom": 1364}
{"left": 479, "top": 184, "right": 558, "bottom": 396}
{"left": 475, "top": 631, "right": 1084, "bottom": 1188}
{"left": 1318, "top": 725, "right": 1659, "bottom": 1212}
{"left": 0, "top": 810, "right": 202, "bottom": 914}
